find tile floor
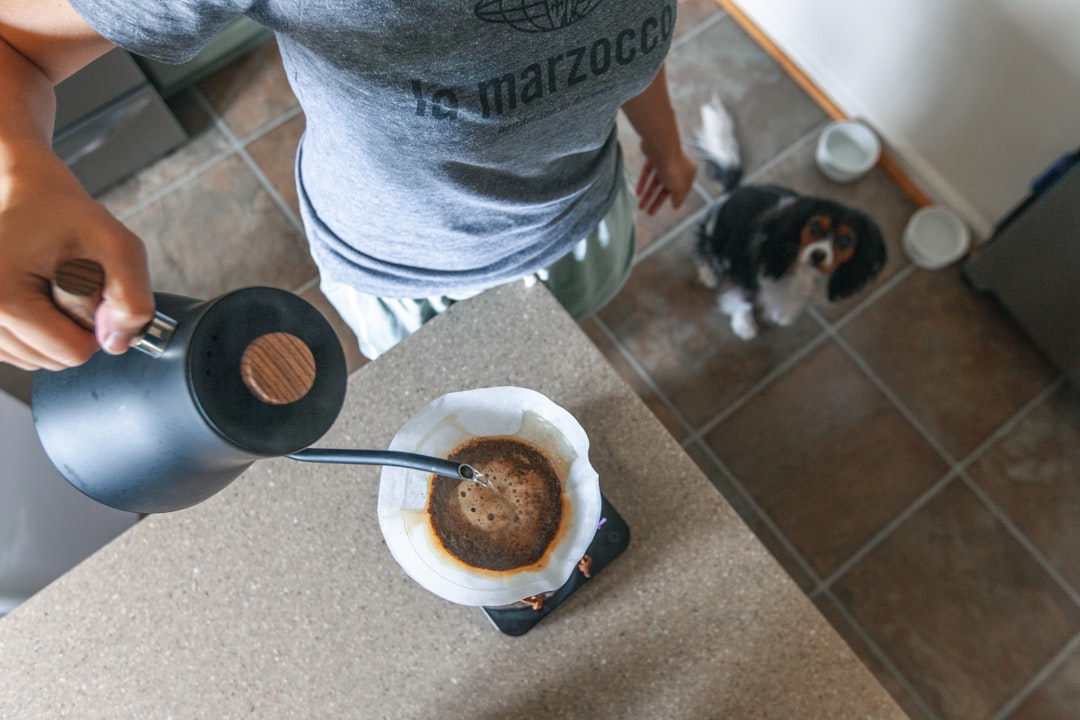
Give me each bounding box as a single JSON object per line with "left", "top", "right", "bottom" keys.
{"left": 4, "top": 4, "right": 1080, "bottom": 719}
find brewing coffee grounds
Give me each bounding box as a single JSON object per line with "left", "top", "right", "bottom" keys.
{"left": 428, "top": 436, "right": 563, "bottom": 572}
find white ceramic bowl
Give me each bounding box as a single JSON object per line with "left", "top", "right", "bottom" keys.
{"left": 816, "top": 120, "right": 881, "bottom": 183}
{"left": 902, "top": 205, "right": 970, "bottom": 270}
{"left": 377, "top": 386, "right": 601, "bottom": 607}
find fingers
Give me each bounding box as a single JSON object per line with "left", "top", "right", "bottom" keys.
{"left": 0, "top": 213, "right": 152, "bottom": 369}
{"left": 641, "top": 185, "right": 671, "bottom": 216}
{"left": 0, "top": 296, "right": 99, "bottom": 370}
{"left": 91, "top": 230, "right": 154, "bottom": 355}
{"left": 635, "top": 160, "right": 654, "bottom": 198}
{"left": 0, "top": 143, "right": 154, "bottom": 370}
{"left": 635, "top": 151, "right": 699, "bottom": 215}
{"left": 0, "top": 327, "right": 65, "bottom": 371}
{"left": 635, "top": 161, "right": 670, "bottom": 216}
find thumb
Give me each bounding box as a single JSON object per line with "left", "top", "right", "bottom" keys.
{"left": 88, "top": 229, "right": 155, "bottom": 355}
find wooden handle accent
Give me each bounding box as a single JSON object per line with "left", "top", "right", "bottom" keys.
{"left": 239, "top": 332, "right": 317, "bottom": 405}
{"left": 52, "top": 258, "right": 105, "bottom": 330}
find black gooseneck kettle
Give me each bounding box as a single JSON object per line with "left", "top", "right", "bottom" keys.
{"left": 31, "top": 260, "right": 349, "bottom": 513}
{"left": 31, "top": 261, "right": 486, "bottom": 514}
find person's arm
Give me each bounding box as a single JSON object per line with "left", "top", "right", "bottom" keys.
{"left": 0, "top": 0, "right": 154, "bottom": 370}
{"left": 620, "top": 64, "right": 697, "bottom": 216}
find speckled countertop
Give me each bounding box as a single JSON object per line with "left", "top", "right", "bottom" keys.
{"left": 0, "top": 283, "right": 905, "bottom": 719}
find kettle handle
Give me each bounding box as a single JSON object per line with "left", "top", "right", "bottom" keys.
{"left": 52, "top": 259, "right": 176, "bottom": 358}
{"left": 52, "top": 258, "right": 104, "bottom": 331}
{"left": 53, "top": 260, "right": 319, "bottom": 405}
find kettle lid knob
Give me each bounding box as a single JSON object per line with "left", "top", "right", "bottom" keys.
{"left": 239, "top": 332, "right": 317, "bottom": 405}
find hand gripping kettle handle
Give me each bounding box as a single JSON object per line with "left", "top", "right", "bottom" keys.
{"left": 52, "top": 258, "right": 176, "bottom": 357}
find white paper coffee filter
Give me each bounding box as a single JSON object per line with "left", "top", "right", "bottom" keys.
{"left": 377, "top": 386, "right": 601, "bottom": 606}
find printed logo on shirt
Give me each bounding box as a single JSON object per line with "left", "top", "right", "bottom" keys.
{"left": 411, "top": 1, "right": 673, "bottom": 128}
{"left": 474, "top": 0, "right": 605, "bottom": 33}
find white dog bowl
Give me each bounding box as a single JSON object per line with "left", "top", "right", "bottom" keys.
{"left": 902, "top": 205, "right": 970, "bottom": 269}
{"left": 816, "top": 120, "right": 881, "bottom": 183}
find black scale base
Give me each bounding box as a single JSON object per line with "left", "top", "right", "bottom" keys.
{"left": 481, "top": 494, "right": 630, "bottom": 636}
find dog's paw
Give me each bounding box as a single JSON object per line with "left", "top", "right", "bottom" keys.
{"left": 731, "top": 315, "right": 758, "bottom": 340}
{"left": 718, "top": 288, "right": 757, "bottom": 340}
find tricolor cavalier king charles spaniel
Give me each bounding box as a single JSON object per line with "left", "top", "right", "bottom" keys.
{"left": 694, "top": 98, "right": 886, "bottom": 340}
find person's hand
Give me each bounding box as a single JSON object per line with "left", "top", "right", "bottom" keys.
{"left": 0, "top": 145, "right": 154, "bottom": 370}
{"left": 635, "top": 144, "right": 697, "bottom": 216}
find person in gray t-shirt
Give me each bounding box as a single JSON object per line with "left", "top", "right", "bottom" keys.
{"left": 0, "top": 1, "right": 697, "bottom": 369}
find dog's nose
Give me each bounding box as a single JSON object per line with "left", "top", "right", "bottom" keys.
{"left": 810, "top": 248, "right": 828, "bottom": 266}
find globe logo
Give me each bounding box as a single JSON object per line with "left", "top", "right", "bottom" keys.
{"left": 474, "top": 0, "right": 605, "bottom": 32}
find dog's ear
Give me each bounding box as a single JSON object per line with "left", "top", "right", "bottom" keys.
{"left": 757, "top": 198, "right": 817, "bottom": 278}
{"left": 828, "top": 214, "right": 887, "bottom": 300}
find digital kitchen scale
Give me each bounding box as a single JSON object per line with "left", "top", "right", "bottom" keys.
{"left": 481, "top": 494, "right": 630, "bottom": 636}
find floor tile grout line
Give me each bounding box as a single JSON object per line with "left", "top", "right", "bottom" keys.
{"left": 662, "top": 282, "right": 941, "bottom": 717}
{"left": 191, "top": 88, "right": 315, "bottom": 294}
{"left": 959, "top": 470, "right": 1080, "bottom": 608}
{"left": 293, "top": 276, "right": 321, "bottom": 296}
{"left": 804, "top": 302, "right": 982, "bottom": 590}
{"left": 191, "top": 89, "right": 305, "bottom": 231}
{"left": 235, "top": 104, "right": 304, "bottom": 147}
{"left": 584, "top": 197, "right": 827, "bottom": 583}
{"left": 114, "top": 147, "right": 239, "bottom": 223}
{"left": 236, "top": 145, "right": 307, "bottom": 237}
{"left": 954, "top": 376, "right": 1066, "bottom": 475}
{"left": 745, "top": 119, "right": 829, "bottom": 184}
{"left": 683, "top": 329, "right": 831, "bottom": 445}
{"left": 825, "top": 311, "right": 1080, "bottom": 607}
{"left": 115, "top": 94, "right": 305, "bottom": 223}
{"left": 587, "top": 265, "right": 827, "bottom": 595}
{"left": 631, "top": 201, "right": 710, "bottom": 266}
{"left": 813, "top": 270, "right": 972, "bottom": 472}
{"left": 694, "top": 439, "right": 826, "bottom": 590}
{"left": 990, "top": 630, "right": 1080, "bottom": 720}
{"left": 818, "top": 285, "right": 1080, "bottom": 714}
{"left": 816, "top": 471, "right": 957, "bottom": 591}
{"left": 818, "top": 590, "right": 944, "bottom": 720}
{"left": 811, "top": 263, "right": 1064, "bottom": 487}
{"left": 808, "top": 263, "right": 916, "bottom": 335}
{"left": 672, "top": 6, "right": 726, "bottom": 50}
{"left": 592, "top": 236, "right": 838, "bottom": 595}
{"left": 588, "top": 315, "right": 697, "bottom": 438}
{"left": 693, "top": 446, "right": 946, "bottom": 720}
{"left": 829, "top": 325, "right": 961, "bottom": 467}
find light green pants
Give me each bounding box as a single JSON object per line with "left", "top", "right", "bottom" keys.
{"left": 320, "top": 179, "right": 636, "bottom": 359}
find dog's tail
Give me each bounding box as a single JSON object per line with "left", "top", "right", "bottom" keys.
{"left": 695, "top": 94, "right": 742, "bottom": 192}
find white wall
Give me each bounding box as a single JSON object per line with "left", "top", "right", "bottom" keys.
{"left": 729, "top": 0, "right": 1080, "bottom": 239}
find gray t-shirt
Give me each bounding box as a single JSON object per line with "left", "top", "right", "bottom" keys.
{"left": 70, "top": 0, "right": 676, "bottom": 297}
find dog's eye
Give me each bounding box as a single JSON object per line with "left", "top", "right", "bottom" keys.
{"left": 808, "top": 218, "right": 829, "bottom": 238}
{"left": 835, "top": 230, "right": 856, "bottom": 250}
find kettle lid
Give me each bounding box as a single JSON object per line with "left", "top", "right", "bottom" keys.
{"left": 188, "top": 287, "right": 347, "bottom": 456}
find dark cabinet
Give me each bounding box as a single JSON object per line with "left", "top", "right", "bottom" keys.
{"left": 965, "top": 153, "right": 1080, "bottom": 387}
